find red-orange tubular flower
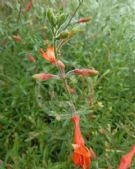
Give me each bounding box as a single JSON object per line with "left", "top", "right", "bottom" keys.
{"left": 32, "top": 73, "right": 58, "bottom": 80}
{"left": 28, "top": 55, "right": 36, "bottom": 63}
{"left": 27, "top": 0, "right": 32, "bottom": 11}
{"left": 40, "top": 46, "right": 65, "bottom": 71}
{"left": 76, "top": 18, "right": 91, "bottom": 23}
{"left": 117, "top": 145, "right": 135, "bottom": 169}
{"left": 72, "top": 115, "right": 91, "bottom": 169}
{"left": 72, "top": 69, "right": 99, "bottom": 76}
{"left": 40, "top": 47, "right": 56, "bottom": 64}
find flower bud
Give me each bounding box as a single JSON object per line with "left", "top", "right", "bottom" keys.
{"left": 57, "top": 13, "right": 66, "bottom": 26}
{"left": 32, "top": 73, "right": 58, "bottom": 80}
{"left": 28, "top": 55, "right": 35, "bottom": 63}
{"left": 76, "top": 17, "right": 91, "bottom": 23}
{"left": 71, "top": 69, "right": 99, "bottom": 76}
{"left": 47, "top": 9, "right": 57, "bottom": 27}
{"left": 58, "top": 60, "right": 65, "bottom": 70}
{"left": 57, "top": 60, "right": 65, "bottom": 75}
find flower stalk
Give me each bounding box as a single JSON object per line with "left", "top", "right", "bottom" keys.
{"left": 53, "top": 35, "right": 77, "bottom": 115}
{"left": 32, "top": 2, "right": 99, "bottom": 168}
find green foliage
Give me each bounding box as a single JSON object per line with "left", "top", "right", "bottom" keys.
{"left": 0, "top": 0, "right": 135, "bottom": 168}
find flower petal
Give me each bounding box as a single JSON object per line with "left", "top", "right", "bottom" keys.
{"left": 72, "top": 115, "right": 93, "bottom": 169}
{"left": 40, "top": 47, "right": 56, "bottom": 64}
{"left": 72, "top": 145, "right": 91, "bottom": 169}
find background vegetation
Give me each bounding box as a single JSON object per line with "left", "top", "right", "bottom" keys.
{"left": 0, "top": 0, "right": 135, "bottom": 168}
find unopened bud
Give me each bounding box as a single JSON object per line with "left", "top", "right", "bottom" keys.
{"left": 76, "top": 17, "right": 91, "bottom": 23}
{"left": 58, "top": 60, "right": 65, "bottom": 69}
{"left": 28, "top": 55, "right": 36, "bottom": 63}
{"left": 47, "top": 9, "right": 57, "bottom": 27}
{"left": 57, "top": 60, "right": 65, "bottom": 75}
{"left": 71, "top": 69, "right": 99, "bottom": 76}
{"left": 57, "top": 13, "right": 66, "bottom": 26}
{"left": 32, "top": 73, "right": 58, "bottom": 80}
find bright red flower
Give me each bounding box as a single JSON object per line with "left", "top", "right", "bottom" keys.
{"left": 117, "top": 145, "right": 135, "bottom": 169}
{"left": 76, "top": 18, "right": 91, "bottom": 23}
{"left": 32, "top": 73, "right": 57, "bottom": 80}
{"left": 28, "top": 55, "right": 36, "bottom": 63}
{"left": 73, "top": 144, "right": 91, "bottom": 169}
{"left": 40, "top": 46, "right": 65, "bottom": 71}
{"left": 72, "top": 116, "right": 85, "bottom": 145}
{"left": 72, "top": 69, "right": 99, "bottom": 76}
{"left": 72, "top": 115, "right": 91, "bottom": 169}
{"left": 12, "top": 35, "right": 22, "bottom": 42}
{"left": 40, "top": 47, "right": 56, "bottom": 64}
{"left": 27, "top": 0, "right": 32, "bottom": 11}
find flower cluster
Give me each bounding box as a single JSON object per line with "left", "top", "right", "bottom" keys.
{"left": 32, "top": 45, "right": 98, "bottom": 168}
{"left": 30, "top": 3, "right": 135, "bottom": 169}
{"left": 33, "top": 45, "right": 98, "bottom": 81}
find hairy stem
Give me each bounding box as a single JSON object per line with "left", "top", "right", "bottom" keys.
{"left": 51, "top": 1, "right": 84, "bottom": 114}
{"left": 53, "top": 37, "right": 76, "bottom": 115}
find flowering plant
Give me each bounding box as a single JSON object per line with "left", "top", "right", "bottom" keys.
{"left": 0, "top": 0, "right": 135, "bottom": 168}
{"left": 32, "top": 1, "right": 98, "bottom": 168}
{"left": 31, "top": 1, "right": 135, "bottom": 168}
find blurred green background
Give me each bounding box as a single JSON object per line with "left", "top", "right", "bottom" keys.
{"left": 0, "top": 0, "right": 135, "bottom": 168}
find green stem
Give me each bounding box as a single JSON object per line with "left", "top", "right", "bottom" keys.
{"left": 53, "top": 37, "right": 76, "bottom": 115}
{"left": 62, "top": 0, "right": 83, "bottom": 31}
{"left": 51, "top": 1, "right": 84, "bottom": 115}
